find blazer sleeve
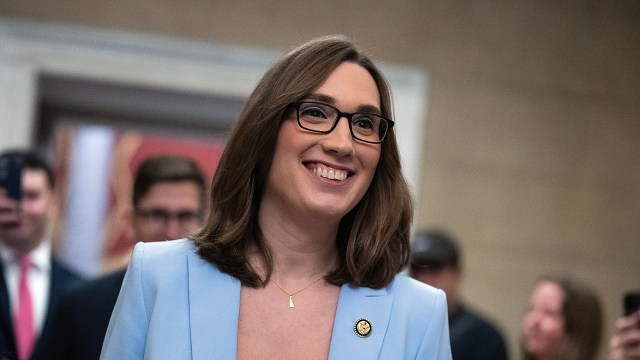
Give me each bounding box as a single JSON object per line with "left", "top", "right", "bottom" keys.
{"left": 416, "top": 289, "right": 452, "bottom": 360}
{"left": 100, "top": 243, "right": 148, "bottom": 359}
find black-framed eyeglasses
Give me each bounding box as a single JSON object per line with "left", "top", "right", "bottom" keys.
{"left": 135, "top": 208, "right": 203, "bottom": 225}
{"left": 291, "top": 101, "right": 394, "bottom": 144}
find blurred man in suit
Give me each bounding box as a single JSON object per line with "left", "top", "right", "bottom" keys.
{"left": 0, "top": 149, "right": 84, "bottom": 360}
{"left": 45, "top": 155, "right": 207, "bottom": 360}
{"left": 410, "top": 229, "right": 509, "bottom": 360}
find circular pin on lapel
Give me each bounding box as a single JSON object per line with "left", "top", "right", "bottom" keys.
{"left": 354, "top": 318, "right": 372, "bottom": 338}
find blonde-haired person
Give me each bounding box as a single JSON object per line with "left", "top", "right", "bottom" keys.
{"left": 521, "top": 276, "right": 603, "bottom": 360}
{"left": 101, "top": 35, "right": 451, "bottom": 359}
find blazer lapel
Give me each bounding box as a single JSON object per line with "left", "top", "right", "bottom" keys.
{"left": 328, "top": 284, "right": 393, "bottom": 360}
{"left": 0, "top": 262, "right": 16, "bottom": 353}
{"left": 187, "top": 252, "right": 240, "bottom": 360}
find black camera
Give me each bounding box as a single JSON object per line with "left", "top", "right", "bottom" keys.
{"left": 624, "top": 292, "right": 640, "bottom": 316}
{"left": 0, "top": 152, "right": 23, "bottom": 201}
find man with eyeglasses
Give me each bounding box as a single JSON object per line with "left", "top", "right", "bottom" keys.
{"left": 43, "top": 155, "right": 207, "bottom": 360}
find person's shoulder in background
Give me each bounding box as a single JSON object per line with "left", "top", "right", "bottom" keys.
{"left": 450, "top": 304, "right": 509, "bottom": 360}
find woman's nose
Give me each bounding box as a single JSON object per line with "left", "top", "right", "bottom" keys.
{"left": 321, "top": 116, "right": 355, "bottom": 156}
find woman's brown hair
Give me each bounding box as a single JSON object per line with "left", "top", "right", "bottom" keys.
{"left": 523, "top": 275, "right": 603, "bottom": 360}
{"left": 193, "top": 34, "right": 413, "bottom": 289}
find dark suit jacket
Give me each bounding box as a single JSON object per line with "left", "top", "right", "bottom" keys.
{"left": 0, "top": 257, "right": 84, "bottom": 360}
{"left": 449, "top": 304, "right": 509, "bottom": 360}
{"left": 43, "top": 269, "right": 125, "bottom": 360}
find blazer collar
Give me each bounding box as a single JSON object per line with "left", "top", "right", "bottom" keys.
{"left": 186, "top": 253, "right": 393, "bottom": 360}
{"left": 188, "top": 251, "right": 241, "bottom": 359}
{"left": 0, "top": 261, "right": 13, "bottom": 345}
{"left": 328, "top": 285, "right": 392, "bottom": 360}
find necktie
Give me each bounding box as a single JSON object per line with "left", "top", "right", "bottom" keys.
{"left": 14, "top": 256, "right": 34, "bottom": 360}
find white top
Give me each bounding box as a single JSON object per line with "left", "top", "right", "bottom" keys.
{"left": 0, "top": 240, "right": 52, "bottom": 336}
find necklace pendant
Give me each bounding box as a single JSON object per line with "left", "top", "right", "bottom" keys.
{"left": 289, "top": 295, "right": 295, "bottom": 308}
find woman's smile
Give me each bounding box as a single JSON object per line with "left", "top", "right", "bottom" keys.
{"left": 304, "top": 162, "right": 352, "bottom": 182}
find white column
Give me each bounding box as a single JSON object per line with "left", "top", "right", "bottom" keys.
{"left": 0, "top": 62, "right": 37, "bottom": 150}
{"left": 60, "top": 125, "right": 114, "bottom": 276}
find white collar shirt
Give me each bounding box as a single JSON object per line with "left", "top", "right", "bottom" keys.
{"left": 0, "top": 240, "right": 52, "bottom": 336}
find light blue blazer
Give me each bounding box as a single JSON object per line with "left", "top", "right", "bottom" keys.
{"left": 101, "top": 239, "right": 452, "bottom": 359}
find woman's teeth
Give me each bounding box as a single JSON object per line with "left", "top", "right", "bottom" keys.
{"left": 312, "top": 166, "right": 347, "bottom": 181}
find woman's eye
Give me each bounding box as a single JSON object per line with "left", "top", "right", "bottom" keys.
{"left": 301, "top": 107, "right": 328, "bottom": 119}
{"left": 353, "top": 116, "right": 374, "bottom": 130}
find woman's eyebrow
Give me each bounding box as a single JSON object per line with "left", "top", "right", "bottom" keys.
{"left": 304, "top": 93, "right": 335, "bottom": 103}
{"left": 304, "top": 93, "right": 382, "bottom": 115}
{"left": 357, "top": 104, "right": 382, "bottom": 115}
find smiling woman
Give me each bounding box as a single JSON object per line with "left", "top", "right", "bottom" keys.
{"left": 100, "top": 35, "right": 452, "bottom": 360}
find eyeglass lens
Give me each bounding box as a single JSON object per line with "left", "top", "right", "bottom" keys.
{"left": 137, "top": 208, "right": 202, "bottom": 224}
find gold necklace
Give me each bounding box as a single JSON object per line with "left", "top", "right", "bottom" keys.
{"left": 271, "top": 276, "right": 324, "bottom": 308}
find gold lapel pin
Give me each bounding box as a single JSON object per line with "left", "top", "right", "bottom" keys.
{"left": 354, "top": 318, "right": 372, "bottom": 338}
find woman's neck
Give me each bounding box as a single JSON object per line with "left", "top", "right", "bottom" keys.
{"left": 256, "top": 200, "right": 339, "bottom": 282}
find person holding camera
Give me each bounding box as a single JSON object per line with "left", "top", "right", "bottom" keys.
{"left": 608, "top": 311, "right": 640, "bottom": 360}
{"left": 0, "top": 149, "right": 84, "bottom": 360}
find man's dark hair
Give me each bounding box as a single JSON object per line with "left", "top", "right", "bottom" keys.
{"left": 410, "top": 229, "right": 460, "bottom": 274}
{"left": 132, "top": 155, "right": 206, "bottom": 208}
